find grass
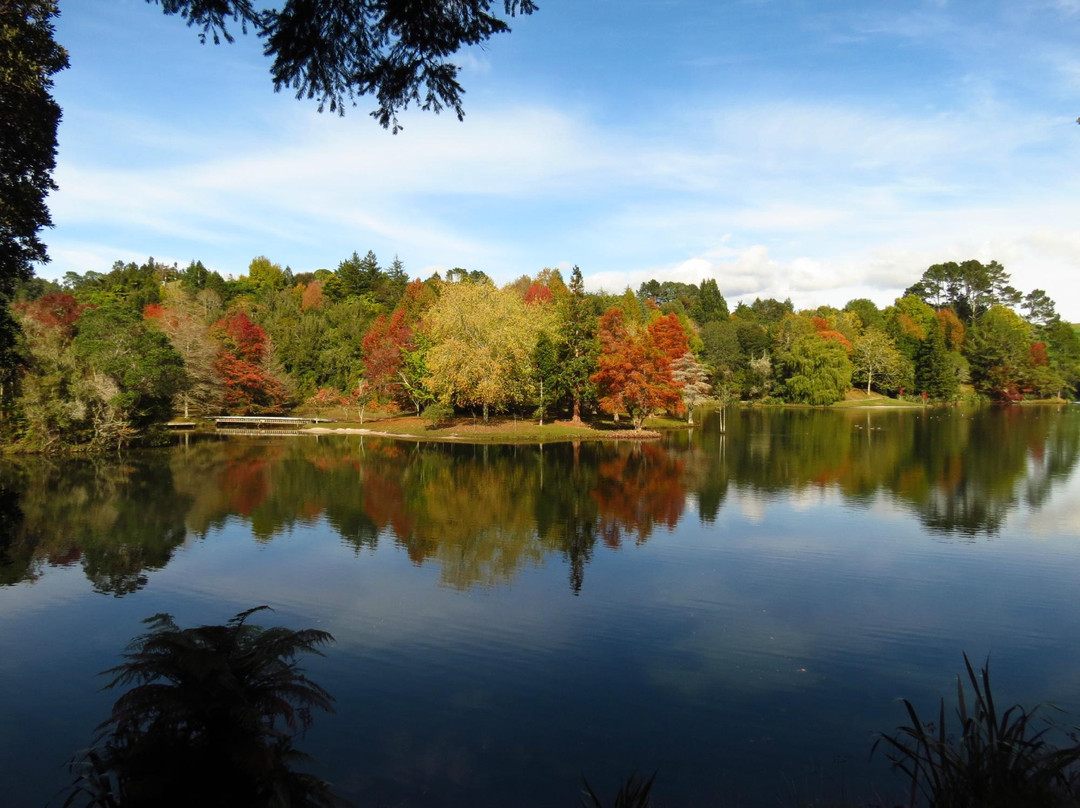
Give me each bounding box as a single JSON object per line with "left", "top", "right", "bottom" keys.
{"left": 304, "top": 413, "right": 668, "bottom": 443}
{"left": 874, "top": 654, "right": 1080, "bottom": 808}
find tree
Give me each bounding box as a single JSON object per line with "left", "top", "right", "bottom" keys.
{"left": 905, "top": 260, "right": 1021, "bottom": 322}
{"left": 557, "top": 266, "right": 597, "bottom": 424}
{"left": 531, "top": 331, "right": 558, "bottom": 425}
{"left": 690, "top": 278, "right": 728, "bottom": 324}
{"left": 0, "top": 0, "right": 68, "bottom": 295}
{"left": 424, "top": 280, "right": 555, "bottom": 422}
{"left": 65, "top": 607, "right": 337, "bottom": 808}
{"left": 211, "top": 311, "right": 290, "bottom": 414}
{"left": 844, "top": 298, "right": 884, "bottom": 332}
{"left": 72, "top": 306, "right": 187, "bottom": 445}
{"left": 778, "top": 335, "right": 852, "bottom": 405}
{"left": 144, "top": 294, "right": 224, "bottom": 417}
{"left": 151, "top": 0, "right": 536, "bottom": 130}
{"left": 967, "top": 305, "right": 1033, "bottom": 400}
{"left": 852, "top": 328, "right": 911, "bottom": 395}
{"left": 361, "top": 308, "right": 414, "bottom": 405}
{"left": 1, "top": 1, "right": 67, "bottom": 379}
{"left": 670, "top": 352, "right": 711, "bottom": 424}
{"left": 916, "top": 319, "right": 959, "bottom": 401}
{"left": 591, "top": 308, "right": 687, "bottom": 429}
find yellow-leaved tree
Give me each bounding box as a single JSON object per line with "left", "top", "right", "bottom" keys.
{"left": 424, "top": 279, "right": 556, "bottom": 422}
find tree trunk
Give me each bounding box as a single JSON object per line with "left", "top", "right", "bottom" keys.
{"left": 571, "top": 394, "right": 582, "bottom": 424}
{"left": 483, "top": 401, "right": 489, "bottom": 424}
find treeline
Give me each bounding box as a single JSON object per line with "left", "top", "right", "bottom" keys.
{"left": 2, "top": 252, "right": 1078, "bottom": 449}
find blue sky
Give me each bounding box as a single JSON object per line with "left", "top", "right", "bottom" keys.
{"left": 44, "top": 0, "right": 1080, "bottom": 317}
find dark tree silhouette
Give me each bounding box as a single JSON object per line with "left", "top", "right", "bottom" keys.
{"left": 65, "top": 606, "right": 339, "bottom": 808}
{"left": 150, "top": 0, "right": 537, "bottom": 131}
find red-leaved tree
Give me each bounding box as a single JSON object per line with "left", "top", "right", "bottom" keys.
{"left": 591, "top": 309, "right": 688, "bottom": 429}
{"left": 211, "top": 312, "right": 288, "bottom": 414}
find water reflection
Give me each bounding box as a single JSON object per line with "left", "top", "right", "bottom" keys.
{"left": 1, "top": 406, "right": 1077, "bottom": 594}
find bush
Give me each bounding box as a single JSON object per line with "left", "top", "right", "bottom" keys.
{"left": 421, "top": 402, "right": 455, "bottom": 428}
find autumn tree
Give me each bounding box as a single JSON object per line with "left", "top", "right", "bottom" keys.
{"left": 362, "top": 309, "right": 414, "bottom": 405}
{"left": 591, "top": 308, "right": 688, "bottom": 429}
{"left": 670, "top": 352, "right": 711, "bottom": 424}
{"left": 211, "top": 311, "right": 290, "bottom": 414}
{"left": 424, "top": 279, "right": 555, "bottom": 422}
{"left": 144, "top": 293, "right": 223, "bottom": 417}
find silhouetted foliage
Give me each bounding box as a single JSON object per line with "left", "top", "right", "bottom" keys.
{"left": 65, "top": 606, "right": 339, "bottom": 808}
{"left": 150, "top": 0, "right": 536, "bottom": 131}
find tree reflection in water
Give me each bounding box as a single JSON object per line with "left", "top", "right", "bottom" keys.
{"left": 0, "top": 406, "right": 1077, "bottom": 595}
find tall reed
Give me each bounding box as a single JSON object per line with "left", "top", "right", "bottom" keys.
{"left": 874, "top": 653, "right": 1080, "bottom": 808}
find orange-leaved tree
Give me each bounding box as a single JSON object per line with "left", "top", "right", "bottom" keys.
{"left": 591, "top": 309, "right": 688, "bottom": 430}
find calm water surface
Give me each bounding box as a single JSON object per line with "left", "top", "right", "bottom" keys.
{"left": 2, "top": 406, "right": 1080, "bottom": 807}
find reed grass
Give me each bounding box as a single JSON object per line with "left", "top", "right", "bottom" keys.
{"left": 873, "top": 653, "right": 1080, "bottom": 808}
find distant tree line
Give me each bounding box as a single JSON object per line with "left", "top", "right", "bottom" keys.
{"left": 2, "top": 251, "right": 1078, "bottom": 450}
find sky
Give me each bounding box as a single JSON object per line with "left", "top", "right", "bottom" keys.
{"left": 43, "top": 0, "right": 1080, "bottom": 317}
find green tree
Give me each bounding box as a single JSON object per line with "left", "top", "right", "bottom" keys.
{"left": 557, "top": 266, "right": 597, "bottom": 424}
{"left": 0, "top": 0, "right": 67, "bottom": 295}
{"left": 967, "top": 305, "right": 1033, "bottom": 400}
{"left": 152, "top": 0, "right": 536, "bottom": 130}
{"left": 778, "top": 335, "right": 852, "bottom": 405}
{"left": 531, "top": 331, "right": 559, "bottom": 425}
{"left": 852, "top": 328, "right": 912, "bottom": 395}
{"left": 844, "top": 298, "right": 885, "bottom": 332}
{"left": 246, "top": 255, "right": 289, "bottom": 293}
{"left": 690, "top": 278, "right": 729, "bottom": 325}
{"left": 72, "top": 306, "right": 187, "bottom": 445}
{"left": 916, "top": 320, "right": 959, "bottom": 401}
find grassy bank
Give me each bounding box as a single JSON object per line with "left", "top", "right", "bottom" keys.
{"left": 303, "top": 412, "right": 674, "bottom": 442}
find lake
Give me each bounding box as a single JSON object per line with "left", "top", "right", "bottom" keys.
{"left": 2, "top": 405, "right": 1080, "bottom": 807}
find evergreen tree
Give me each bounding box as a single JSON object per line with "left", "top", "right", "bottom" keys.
{"left": 557, "top": 266, "right": 597, "bottom": 423}
{"left": 916, "top": 321, "right": 958, "bottom": 400}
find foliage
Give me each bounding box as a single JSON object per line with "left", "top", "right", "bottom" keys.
{"left": 906, "top": 260, "right": 1022, "bottom": 323}
{"left": 424, "top": 279, "right": 554, "bottom": 422}
{"left": 967, "top": 306, "right": 1033, "bottom": 400}
{"left": 362, "top": 309, "right": 415, "bottom": 405}
{"left": 151, "top": 0, "right": 536, "bottom": 129}
{"left": 72, "top": 307, "right": 187, "bottom": 445}
{"left": 875, "top": 654, "right": 1080, "bottom": 808}
{"left": 64, "top": 606, "right": 338, "bottom": 808}
{"left": 853, "top": 328, "right": 913, "bottom": 395}
{"left": 591, "top": 308, "right": 688, "bottom": 429}
{"left": 0, "top": 0, "right": 68, "bottom": 292}
{"left": 581, "top": 772, "right": 657, "bottom": 808}
{"left": 669, "top": 351, "right": 711, "bottom": 424}
{"left": 557, "top": 265, "right": 597, "bottom": 423}
{"left": 778, "top": 335, "right": 852, "bottom": 405}
{"left": 211, "top": 312, "right": 291, "bottom": 414}
{"left": 916, "top": 320, "right": 960, "bottom": 401}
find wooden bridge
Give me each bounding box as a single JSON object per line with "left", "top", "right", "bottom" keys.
{"left": 213, "top": 416, "right": 331, "bottom": 429}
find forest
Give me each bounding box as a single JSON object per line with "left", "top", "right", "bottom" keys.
{"left": 1, "top": 252, "right": 1078, "bottom": 450}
